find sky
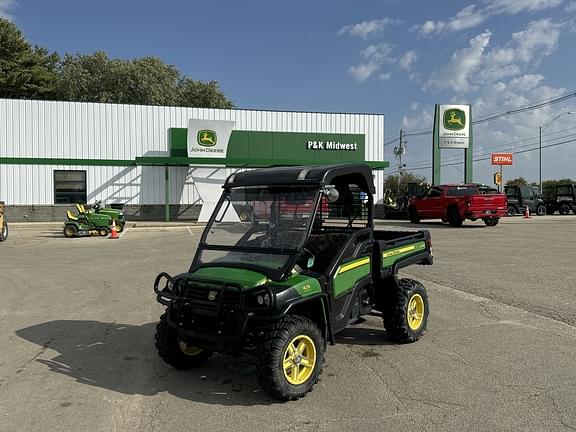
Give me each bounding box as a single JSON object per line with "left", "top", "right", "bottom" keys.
{"left": 3, "top": 0, "right": 576, "bottom": 186}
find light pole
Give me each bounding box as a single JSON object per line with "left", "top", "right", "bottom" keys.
{"left": 539, "top": 112, "right": 574, "bottom": 194}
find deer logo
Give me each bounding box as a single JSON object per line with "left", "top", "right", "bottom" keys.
{"left": 197, "top": 130, "right": 217, "bottom": 147}
{"left": 443, "top": 109, "right": 466, "bottom": 130}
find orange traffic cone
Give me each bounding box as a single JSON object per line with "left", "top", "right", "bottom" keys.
{"left": 523, "top": 205, "right": 531, "bottom": 219}
{"left": 110, "top": 219, "right": 119, "bottom": 239}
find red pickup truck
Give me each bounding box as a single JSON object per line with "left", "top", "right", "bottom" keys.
{"left": 408, "top": 184, "right": 507, "bottom": 227}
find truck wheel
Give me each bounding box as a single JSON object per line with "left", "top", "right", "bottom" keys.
{"left": 63, "top": 224, "right": 78, "bottom": 238}
{"left": 0, "top": 221, "right": 7, "bottom": 241}
{"left": 507, "top": 206, "right": 516, "bottom": 216}
{"left": 447, "top": 207, "right": 463, "bottom": 227}
{"left": 483, "top": 216, "right": 500, "bottom": 226}
{"left": 382, "top": 278, "right": 429, "bottom": 343}
{"left": 536, "top": 205, "right": 546, "bottom": 216}
{"left": 155, "top": 313, "right": 211, "bottom": 369}
{"left": 256, "top": 315, "right": 324, "bottom": 401}
{"left": 408, "top": 206, "right": 420, "bottom": 224}
{"left": 560, "top": 203, "right": 571, "bottom": 215}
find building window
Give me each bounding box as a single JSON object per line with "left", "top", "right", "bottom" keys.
{"left": 54, "top": 170, "right": 87, "bottom": 204}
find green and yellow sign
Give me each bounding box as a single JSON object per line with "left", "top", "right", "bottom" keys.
{"left": 197, "top": 130, "right": 217, "bottom": 147}
{"left": 443, "top": 109, "right": 466, "bottom": 131}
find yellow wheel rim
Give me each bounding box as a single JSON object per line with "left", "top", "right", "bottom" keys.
{"left": 178, "top": 341, "right": 203, "bottom": 356}
{"left": 282, "top": 335, "right": 316, "bottom": 385}
{"left": 407, "top": 294, "right": 425, "bottom": 330}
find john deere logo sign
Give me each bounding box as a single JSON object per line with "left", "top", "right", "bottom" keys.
{"left": 443, "top": 109, "right": 466, "bottom": 131}
{"left": 197, "top": 130, "right": 217, "bottom": 147}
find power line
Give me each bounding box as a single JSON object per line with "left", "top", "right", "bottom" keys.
{"left": 397, "top": 91, "right": 576, "bottom": 139}
{"left": 384, "top": 136, "right": 576, "bottom": 175}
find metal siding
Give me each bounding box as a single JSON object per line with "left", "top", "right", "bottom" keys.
{"left": 0, "top": 100, "right": 384, "bottom": 203}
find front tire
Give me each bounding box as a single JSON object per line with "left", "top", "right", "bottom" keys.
{"left": 256, "top": 315, "right": 324, "bottom": 401}
{"left": 560, "top": 203, "right": 571, "bottom": 215}
{"left": 408, "top": 206, "right": 420, "bottom": 224}
{"left": 382, "top": 278, "right": 429, "bottom": 343}
{"left": 536, "top": 205, "right": 546, "bottom": 216}
{"left": 155, "top": 313, "right": 211, "bottom": 369}
{"left": 483, "top": 216, "right": 500, "bottom": 226}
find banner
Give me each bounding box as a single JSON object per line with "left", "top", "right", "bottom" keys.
{"left": 187, "top": 119, "right": 235, "bottom": 158}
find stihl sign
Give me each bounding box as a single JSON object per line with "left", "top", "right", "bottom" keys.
{"left": 491, "top": 153, "right": 513, "bottom": 165}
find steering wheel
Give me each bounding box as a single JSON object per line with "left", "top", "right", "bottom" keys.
{"left": 294, "top": 247, "right": 316, "bottom": 273}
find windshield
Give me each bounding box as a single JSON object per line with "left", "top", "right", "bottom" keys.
{"left": 446, "top": 185, "right": 479, "bottom": 196}
{"left": 198, "top": 187, "right": 318, "bottom": 272}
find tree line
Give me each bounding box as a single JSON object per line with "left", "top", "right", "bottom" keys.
{"left": 0, "top": 18, "right": 234, "bottom": 108}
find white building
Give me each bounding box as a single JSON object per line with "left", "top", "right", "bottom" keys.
{"left": 0, "top": 99, "right": 387, "bottom": 221}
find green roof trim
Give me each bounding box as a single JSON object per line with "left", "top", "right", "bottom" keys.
{"left": 1, "top": 156, "right": 388, "bottom": 169}
{"left": 0, "top": 157, "right": 135, "bottom": 166}
{"left": 135, "top": 156, "right": 389, "bottom": 169}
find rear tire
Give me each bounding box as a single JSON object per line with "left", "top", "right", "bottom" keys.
{"left": 63, "top": 224, "right": 78, "bottom": 238}
{"left": 483, "top": 216, "right": 500, "bottom": 226}
{"left": 560, "top": 203, "right": 571, "bottom": 215}
{"left": 536, "top": 205, "right": 546, "bottom": 216}
{"left": 447, "top": 207, "right": 463, "bottom": 227}
{"left": 256, "top": 315, "right": 324, "bottom": 401}
{"left": 0, "top": 221, "right": 7, "bottom": 241}
{"left": 507, "top": 206, "right": 517, "bottom": 216}
{"left": 155, "top": 313, "right": 211, "bottom": 369}
{"left": 408, "top": 206, "right": 420, "bottom": 224}
{"left": 382, "top": 278, "right": 429, "bottom": 343}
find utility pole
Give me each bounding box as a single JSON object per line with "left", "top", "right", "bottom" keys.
{"left": 393, "top": 129, "right": 407, "bottom": 196}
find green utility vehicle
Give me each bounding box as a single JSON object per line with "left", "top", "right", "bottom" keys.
{"left": 544, "top": 184, "right": 576, "bottom": 215}
{"left": 0, "top": 201, "right": 7, "bottom": 242}
{"left": 153, "top": 164, "right": 433, "bottom": 400}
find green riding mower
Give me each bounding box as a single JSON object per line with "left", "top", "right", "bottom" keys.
{"left": 0, "top": 201, "right": 8, "bottom": 242}
{"left": 76, "top": 200, "right": 125, "bottom": 232}
{"left": 63, "top": 210, "right": 114, "bottom": 238}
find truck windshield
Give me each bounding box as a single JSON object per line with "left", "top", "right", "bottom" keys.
{"left": 198, "top": 187, "right": 318, "bottom": 272}
{"left": 557, "top": 185, "right": 573, "bottom": 195}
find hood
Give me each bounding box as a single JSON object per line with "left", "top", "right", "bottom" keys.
{"left": 191, "top": 267, "right": 268, "bottom": 290}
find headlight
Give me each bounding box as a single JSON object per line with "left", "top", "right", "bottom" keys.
{"left": 248, "top": 288, "right": 274, "bottom": 309}
{"left": 257, "top": 293, "right": 271, "bottom": 306}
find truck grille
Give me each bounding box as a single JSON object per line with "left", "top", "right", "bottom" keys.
{"left": 180, "top": 280, "right": 242, "bottom": 314}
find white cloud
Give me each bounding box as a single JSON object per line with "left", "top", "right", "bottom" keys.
{"left": 348, "top": 43, "right": 395, "bottom": 82}
{"left": 378, "top": 73, "right": 392, "bottom": 80}
{"left": 399, "top": 50, "right": 417, "bottom": 70}
{"left": 486, "top": 0, "right": 564, "bottom": 14}
{"left": 416, "top": 0, "right": 564, "bottom": 36}
{"left": 0, "top": 0, "right": 16, "bottom": 19}
{"left": 428, "top": 30, "right": 492, "bottom": 92}
{"left": 339, "top": 18, "right": 401, "bottom": 39}
{"left": 566, "top": 1, "right": 576, "bottom": 12}
{"left": 511, "top": 19, "right": 561, "bottom": 64}
{"left": 417, "top": 5, "right": 488, "bottom": 36}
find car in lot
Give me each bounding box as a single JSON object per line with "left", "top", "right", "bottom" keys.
{"left": 153, "top": 164, "right": 433, "bottom": 400}
{"left": 544, "top": 184, "right": 576, "bottom": 215}
{"left": 504, "top": 185, "right": 546, "bottom": 216}
{"left": 408, "top": 184, "right": 507, "bottom": 227}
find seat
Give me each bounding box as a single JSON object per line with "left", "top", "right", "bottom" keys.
{"left": 66, "top": 210, "right": 78, "bottom": 221}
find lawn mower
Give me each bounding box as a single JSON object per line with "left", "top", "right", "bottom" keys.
{"left": 63, "top": 210, "right": 113, "bottom": 238}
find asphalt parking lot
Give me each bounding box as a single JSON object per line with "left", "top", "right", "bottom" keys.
{"left": 0, "top": 216, "right": 575, "bottom": 432}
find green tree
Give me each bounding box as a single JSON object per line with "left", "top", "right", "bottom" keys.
{"left": 0, "top": 18, "right": 59, "bottom": 98}
{"left": 383, "top": 172, "right": 427, "bottom": 198}
{"left": 505, "top": 177, "right": 528, "bottom": 186}
{"left": 56, "top": 51, "right": 234, "bottom": 108}
{"left": 177, "top": 77, "right": 234, "bottom": 109}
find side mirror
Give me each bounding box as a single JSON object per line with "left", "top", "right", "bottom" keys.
{"left": 323, "top": 186, "right": 340, "bottom": 203}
